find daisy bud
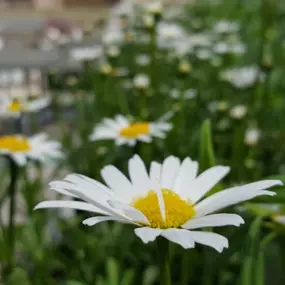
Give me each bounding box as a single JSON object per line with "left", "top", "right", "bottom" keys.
{"left": 230, "top": 105, "right": 247, "bottom": 119}
{"left": 133, "top": 74, "right": 150, "bottom": 89}
{"left": 143, "top": 14, "right": 155, "bottom": 29}
{"left": 100, "top": 63, "right": 113, "bottom": 75}
{"left": 244, "top": 128, "right": 261, "bottom": 146}
{"left": 178, "top": 61, "right": 192, "bottom": 75}
{"left": 106, "top": 46, "right": 120, "bottom": 58}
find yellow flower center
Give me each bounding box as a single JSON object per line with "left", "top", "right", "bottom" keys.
{"left": 0, "top": 136, "right": 31, "bottom": 152}
{"left": 8, "top": 99, "right": 23, "bottom": 113}
{"left": 119, "top": 123, "right": 150, "bottom": 138}
{"left": 132, "top": 189, "right": 195, "bottom": 229}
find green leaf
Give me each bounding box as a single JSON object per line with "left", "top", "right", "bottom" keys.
{"left": 199, "top": 119, "right": 215, "bottom": 172}
{"left": 107, "top": 258, "right": 119, "bottom": 285}
{"left": 7, "top": 268, "right": 30, "bottom": 285}
{"left": 120, "top": 269, "right": 135, "bottom": 285}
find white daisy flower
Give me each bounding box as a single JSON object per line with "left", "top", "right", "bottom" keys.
{"left": 0, "top": 96, "right": 51, "bottom": 118}
{"left": 0, "top": 133, "right": 63, "bottom": 166}
{"left": 89, "top": 114, "right": 172, "bottom": 146}
{"left": 220, "top": 66, "right": 261, "bottom": 89}
{"left": 213, "top": 20, "right": 240, "bottom": 34}
{"left": 35, "top": 155, "right": 281, "bottom": 252}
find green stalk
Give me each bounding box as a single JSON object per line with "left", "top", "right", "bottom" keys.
{"left": 157, "top": 238, "right": 172, "bottom": 285}
{"left": 7, "top": 157, "right": 19, "bottom": 270}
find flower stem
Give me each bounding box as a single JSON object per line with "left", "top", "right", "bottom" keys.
{"left": 7, "top": 157, "right": 19, "bottom": 270}
{"left": 157, "top": 238, "right": 172, "bottom": 285}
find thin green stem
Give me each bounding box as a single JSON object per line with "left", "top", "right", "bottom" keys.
{"left": 157, "top": 238, "right": 172, "bottom": 285}
{"left": 7, "top": 157, "right": 19, "bottom": 271}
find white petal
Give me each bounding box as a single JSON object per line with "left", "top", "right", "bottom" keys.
{"left": 49, "top": 175, "right": 122, "bottom": 218}
{"left": 161, "top": 156, "right": 181, "bottom": 189}
{"left": 108, "top": 200, "right": 150, "bottom": 225}
{"left": 149, "top": 161, "right": 162, "bottom": 191}
{"left": 101, "top": 165, "right": 134, "bottom": 202}
{"left": 83, "top": 216, "right": 132, "bottom": 226}
{"left": 90, "top": 128, "right": 117, "bottom": 141}
{"left": 34, "top": 200, "right": 108, "bottom": 215}
{"left": 12, "top": 153, "right": 27, "bottom": 166}
{"left": 182, "top": 214, "right": 244, "bottom": 229}
{"left": 134, "top": 227, "right": 163, "bottom": 243}
{"left": 188, "top": 166, "right": 230, "bottom": 203}
{"left": 50, "top": 186, "right": 78, "bottom": 198}
{"left": 115, "top": 114, "right": 129, "bottom": 127}
{"left": 161, "top": 229, "right": 195, "bottom": 249}
{"left": 188, "top": 231, "right": 228, "bottom": 253}
{"left": 103, "top": 118, "right": 121, "bottom": 130}
{"left": 173, "top": 158, "right": 198, "bottom": 195}
{"left": 128, "top": 155, "right": 151, "bottom": 196}
{"left": 195, "top": 180, "right": 280, "bottom": 217}
{"left": 138, "top": 135, "right": 152, "bottom": 143}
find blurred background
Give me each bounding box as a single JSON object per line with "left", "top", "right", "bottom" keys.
{"left": 1, "top": 0, "right": 285, "bottom": 284}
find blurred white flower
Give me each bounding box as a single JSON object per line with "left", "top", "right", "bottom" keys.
{"left": 103, "top": 18, "right": 124, "bottom": 45}
{"left": 0, "top": 133, "right": 63, "bottom": 166}
{"left": 157, "top": 22, "right": 187, "bottom": 49}
{"left": 0, "top": 96, "right": 51, "bottom": 118}
{"left": 36, "top": 155, "right": 280, "bottom": 251}
{"left": 213, "top": 42, "right": 246, "bottom": 55}
{"left": 89, "top": 114, "right": 172, "bottom": 146}
{"left": 133, "top": 74, "right": 150, "bottom": 89}
{"left": 244, "top": 128, "right": 261, "bottom": 146}
{"left": 71, "top": 27, "right": 83, "bottom": 42}
{"left": 70, "top": 46, "right": 103, "bottom": 61}
{"left": 220, "top": 66, "right": 260, "bottom": 89}
{"left": 196, "top": 49, "right": 214, "bottom": 60}
{"left": 46, "top": 27, "right": 61, "bottom": 41}
{"left": 170, "top": 88, "right": 197, "bottom": 100}
{"left": 145, "top": 1, "right": 163, "bottom": 15}
{"left": 230, "top": 105, "right": 247, "bottom": 119}
{"left": 143, "top": 14, "right": 155, "bottom": 28}
{"left": 213, "top": 20, "right": 240, "bottom": 34}
{"left": 136, "top": 54, "right": 151, "bottom": 66}
{"left": 113, "top": 0, "right": 134, "bottom": 17}
{"left": 106, "top": 46, "right": 121, "bottom": 58}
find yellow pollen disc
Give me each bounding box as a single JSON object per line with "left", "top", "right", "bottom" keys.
{"left": 119, "top": 123, "right": 150, "bottom": 138}
{"left": 132, "top": 189, "right": 195, "bottom": 229}
{"left": 0, "top": 136, "right": 31, "bottom": 152}
{"left": 8, "top": 99, "right": 23, "bottom": 113}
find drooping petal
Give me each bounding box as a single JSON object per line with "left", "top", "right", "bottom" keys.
{"left": 134, "top": 227, "right": 163, "bottom": 243}
{"left": 187, "top": 231, "right": 228, "bottom": 253}
{"left": 173, "top": 158, "right": 198, "bottom": 195}
{"left": 83, "top": 216, "right": 134, "bottom": 226}
{"left": 108, "top": 200, "right": 150, "bottom": 225}
{"left": 182, "top": 214, "right": 244, "bottom": 229}
{"left": 34, "top": 200, "right": 109, "bottom": 215}
{"left": 128, "top": 155, "right": 151, "bottom": 196}
{"left": 195, "top": 180, "right": 281, "bottom": 217}
{"left": 161, "top": 229, "right": 195, "bottom": 249}
{"left": 188, "top": 166, "right": 230, "bottom": 203}
{"left": 101, "top": 165, "right": 134, "bottom": 202}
